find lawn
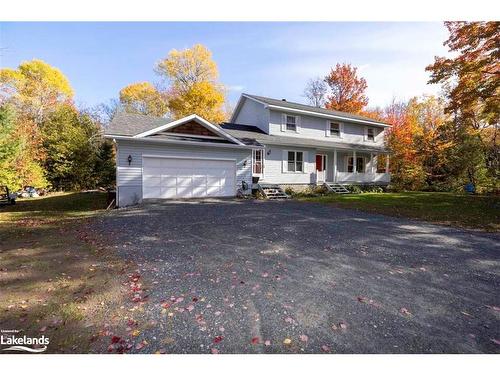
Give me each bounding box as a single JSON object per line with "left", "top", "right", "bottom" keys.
{"left": 300, "top": 192, "right": 500, "bottom": 232}
{"left": 0, "top": 192, "right": 135, "bottom": 353}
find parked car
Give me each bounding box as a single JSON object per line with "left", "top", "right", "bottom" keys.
{"left": 0, "top": 186, "right": 16, "bottom": 205}
{"left": 17, "top": 186, "right": 39, "bottom": 198}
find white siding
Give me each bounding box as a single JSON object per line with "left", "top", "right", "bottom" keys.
{"left": 268, "top": 110, "right": 385, "bottom": 146}
{"left": 116, "top": 139, "right": 252, "bottom": 206}
{"left": 261, "top": 145, "right": 316, "bottom": 184}
{"left": 234, "top": 97, "right": 270, "bottom": 133}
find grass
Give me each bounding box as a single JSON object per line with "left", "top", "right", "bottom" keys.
{"left": 300, "top": 191, "right": 500, "bottom": 232}
{"left": 0, "top": 192, "right": 131, "bottom": 353}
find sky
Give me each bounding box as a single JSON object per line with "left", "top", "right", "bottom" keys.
{"left": 0, "top": 22, "right": 449, "bottom": 110}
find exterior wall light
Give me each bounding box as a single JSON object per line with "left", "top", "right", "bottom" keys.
{"left": 267, "top": 149, "right": 271, "bottom": 156}
{"left": 127, "top": 155, "right": 132, "bottom": 165}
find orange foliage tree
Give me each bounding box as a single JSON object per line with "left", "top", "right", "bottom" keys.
{"left": 324, "top": 63, "right": 368, "bottom": 113}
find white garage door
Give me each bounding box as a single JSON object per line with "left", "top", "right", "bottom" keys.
{"left": 142, "top": 157, "right": 236, "bottom": 199}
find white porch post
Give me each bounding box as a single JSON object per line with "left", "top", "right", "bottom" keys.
{"left": 385, "top": 154, "right": 390, "bottom": 173}
{"left": 333, "top": 149, "right": 337, "bottom": 182}
{"left": 353, "top": 150, "right": 357, "bottom": 173}
{"left": 370, "top": 153, "right": 374, "bottom": 173}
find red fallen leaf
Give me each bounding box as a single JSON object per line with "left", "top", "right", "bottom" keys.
{"left": 127, "top": 319, "right": 137, "bottom": 326}
{"left": 192, "top": 297, "right": 198, "bottom": 302}
{"left": 135, "top": 340, "right": 147, "bottom": 350}
{"left": 321, "top": 345, "right": 331, "bottom": 352}
{"left": 251, "top": 337, "right": 260, "bottom": 344}
{"left": 186, "top": 305, "right": 195, "bottom": 312}
{"left": 299, "top": 334, "right": 308, "bottom": 342}
{"left": 264, "top": 340, "right": 271, "bottom": 346}
{"left": 211, "top": 348, "right": 219, "bottom": 354}
{"left": 107, "top": 344, "right": 115, "bottom": 352}
{"left": 111, "top": 336, "right": 121, "bottom": 344}
{"left": 213, "top": 336, "right": 224, "bottom": 344}
{"left": 357, "top": 296, "right": 366, "bottom": 303}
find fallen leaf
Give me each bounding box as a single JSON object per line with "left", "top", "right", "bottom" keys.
{"left": 400, "top": 307, "right": 411, "bottom": 316}
{"left": 321, "top": 345, "right": 331, "bottom": 352}
{"left": 39, "top": 326, "right": 47, "bottom": 332}
{"left": 264, "top": 340, "right": 271, "bottom": 346}
{"left": 131, "top": 330, "right": 140, "bottom": 337}
{"left": 251, "top": 337, "right": 260, "bottom": 344}
{"left": 213, "top": 336, "right": 224, "bottom": 344}
{"left": 299, "top": 334, "right": 308, "bottom": 343}
{"left": 111, "top": 336, "right": 121, "bottom": 344}
{"left": 490, "top": 338, "right": 500, "bottom": 345}
{"left": 339, "top": 322, "right": 348, "bottom": 330}
{"left": 211, "top": 348, "right": 219, "bottom": 354}
{"left": 186, "top": 305, "right": 195, "bottom": 312}
{"left": 283, "top": 338, "right": 292, "bottom": 345}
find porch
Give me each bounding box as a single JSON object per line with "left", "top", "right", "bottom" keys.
{"left": 315, "top": 149, "right": 390, "bottom": 185}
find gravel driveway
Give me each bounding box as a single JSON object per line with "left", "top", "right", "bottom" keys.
{"left": 95, "top": 199, "right": 500, "bottom": 354}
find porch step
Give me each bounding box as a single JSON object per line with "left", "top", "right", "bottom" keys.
{"left": 258, "top": 184, "right": 290, "bottom": 200}
{"left": 324, "top": 182, "right": 350, "bottom": 194}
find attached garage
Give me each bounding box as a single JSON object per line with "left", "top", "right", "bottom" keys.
{"left": 142, "top": 156, "right": 236, "bottom": 199}
{"left": 105, "top": 113, "right": 262, "bottom": 206}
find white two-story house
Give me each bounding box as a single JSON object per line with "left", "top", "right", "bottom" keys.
{"left": 105, "top": 93, "right": 391, "bottom": 206}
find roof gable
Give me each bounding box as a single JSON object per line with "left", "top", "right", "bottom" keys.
{"left": 134, "top": 114, "right": 245, "bottom": 146}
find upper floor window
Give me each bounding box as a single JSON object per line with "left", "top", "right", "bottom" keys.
{"left": 286, "top": 115, "right": 297, "bottom": 132}
{"left": 287, "top": 151, "right": 303, "bottom": 172}
{"left": 330, "top": 122, "right": 341, "bottom": 137}
{"left": 366, "top": 127, "right": 375, "bottom": 141}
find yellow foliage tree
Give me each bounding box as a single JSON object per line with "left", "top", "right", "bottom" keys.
{"left": 155, "top": 44, "right": 227, "bottom": 123}
{"left": 119, "top": 82, "right": 168, "bottom": 117}
{"left": 0, "top": 59, "right": 74, "bottom": 125}
{"left": 168, "top": 81, "right": 226, "bottom": 123}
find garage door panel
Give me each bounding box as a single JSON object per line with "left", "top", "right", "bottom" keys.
{"left": 143, "top": 157, "right": 235, "bottom": 199}
{"left": 143, "top": 175, "right": 161, "bottom": 187}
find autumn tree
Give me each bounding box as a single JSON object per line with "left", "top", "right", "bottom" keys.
{"left": 426, "top": 21, "right": 499, "bottom": 191}
{"left": 303, "top": 77, "right": 327, "bottom": 107}
{"left": 324, "top": 63, "right": 368, "bottom": 113}
{"left": 0, "top": 59, "right": 74, "bottom": 125}
{"left": 119, "top": 82, "right": 168, "bottom": 117}
{"left": 155, "top": 44, "right": 226, "bottom": 123}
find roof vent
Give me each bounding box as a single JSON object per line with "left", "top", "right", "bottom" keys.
{"left": 281, "top": 98, "right": 287, "bottom": 102}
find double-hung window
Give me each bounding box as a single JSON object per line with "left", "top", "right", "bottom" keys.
{"left": 287, "top": 151, "right": 303, "bottom": 172}
{"left": 366, "top": 127, "right": 375, "bottom": 141}
{"left": 286, "top": 115, "right": 297, "bottom": 132}
{"left": 347, "top": 157, "right": 365, "bottom": 173}
{"left": 330, "top": 122, "right": 341, "bottom": 137}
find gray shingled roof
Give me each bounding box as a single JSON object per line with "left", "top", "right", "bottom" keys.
{"left": 220, "top": 123, "right": 386, "bottom": 152}
{"left": 104, "top": 112, "right": 171, "bottom": 136}
{"left": 243, "top": 94, "right": 389, "bottom": 126}
{"left": 105, "top": 112, "right": 385, "bottom": 152}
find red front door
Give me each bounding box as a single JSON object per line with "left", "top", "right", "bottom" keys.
{"left": 316, "top": 154, "right": 324, "bottom": 171}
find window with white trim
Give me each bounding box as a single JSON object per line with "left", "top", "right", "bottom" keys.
{"left": 287, "top": 151, "right": 303, "bottom": 172}
{"left": 253, "top": 149, "right": 263, "bottom": 175}
{"left": 330, "top": 122, "right": 341, "bottom": 137}
{"left": 347, "top": 157, "right": 365, "bottom": 173}
{"left": 286, "top": 115, "right": 297, "bottom": 132}
{"left": 366, "top": 127, "right": 375, "bottom": 141}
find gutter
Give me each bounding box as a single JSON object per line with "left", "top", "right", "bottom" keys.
{"left": 104, "top": 134, "right": 264, "bottom": 150}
